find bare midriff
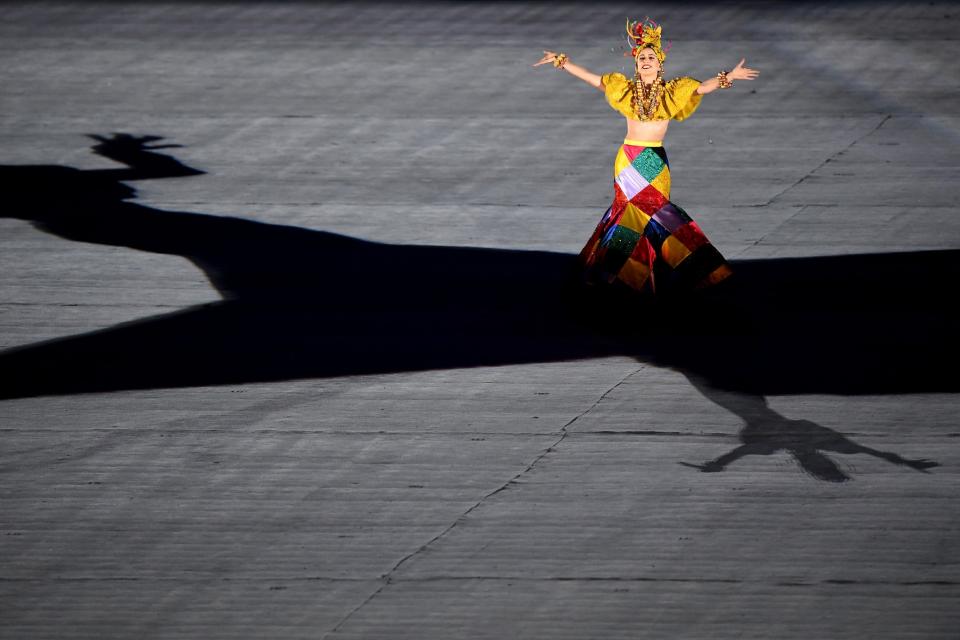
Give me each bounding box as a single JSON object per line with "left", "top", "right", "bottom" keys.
{"left": 625, "top": 118, "right": 669, "bottom": 143}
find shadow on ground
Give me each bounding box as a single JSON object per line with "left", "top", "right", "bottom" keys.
{"left": 1, "top": 135, "right": 954, "bottom": 480}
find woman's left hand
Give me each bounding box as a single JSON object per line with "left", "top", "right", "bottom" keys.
{"left": 729, "top": 58, "right": 759, "bottom": 81}
{"left": 534, "top": 50, "right": 561, "bottom": 67}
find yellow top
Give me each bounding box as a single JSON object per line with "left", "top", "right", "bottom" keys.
{"left": 601, "top": 72, "right": 703, "bottom": 122}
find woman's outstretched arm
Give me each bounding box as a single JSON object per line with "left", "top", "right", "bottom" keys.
{"left": 696, "top": 58, "right": 759, "bottom": 94}
{"left": 534, "top": 51, "right": 603, "bottom": 90}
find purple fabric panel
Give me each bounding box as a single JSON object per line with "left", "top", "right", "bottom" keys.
{"left": 651, "top": 203, "right": 686, "bottom": 233}
{"left": 615, "top": 166, "right": 650, "bottom": 202}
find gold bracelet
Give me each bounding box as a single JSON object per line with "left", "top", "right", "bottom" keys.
{"left": 553, "top": 53, "right": 568, "bottom": 69}
{"left": 717, "top": 70, "right": 733, "bottom": 89}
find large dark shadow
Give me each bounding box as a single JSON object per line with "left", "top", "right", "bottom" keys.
{"left": 0, "top": 135, "right": 630, "bottom": 396}
{"left": 1, "top": 135, "right": 955, "bottom": 479}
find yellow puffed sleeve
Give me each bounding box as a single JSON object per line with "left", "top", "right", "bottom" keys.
{"left": 601, "top": 72, "right": 635, "bottom": 119}
{"left": 601, "top": 73, "right": 703, "bottom": 121}
{"left": 661, "top": 76, "right": 702, "bottom": 121}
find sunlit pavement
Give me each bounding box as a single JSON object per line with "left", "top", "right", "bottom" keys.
{"left": 1, "top": 3, "right": 959, "bottom": 638}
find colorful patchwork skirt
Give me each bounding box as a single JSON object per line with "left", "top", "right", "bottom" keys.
{"left": 579, "top": 139, "right": 731, "bottom": 296}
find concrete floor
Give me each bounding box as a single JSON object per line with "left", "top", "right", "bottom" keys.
{"left": 1, "top": 2, "right": 959, "bottom": 638}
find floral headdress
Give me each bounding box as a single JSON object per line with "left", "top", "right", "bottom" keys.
{"left": 626, "top": 17, "right": 671, "bottom": 62}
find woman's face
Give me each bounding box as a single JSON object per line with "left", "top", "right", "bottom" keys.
{"left": 634, "top": 47, "right": 661, "bottom": 78}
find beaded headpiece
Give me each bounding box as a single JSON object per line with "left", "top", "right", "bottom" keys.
{"left": 626, "top": 17, "right": 671, "bottom": 62}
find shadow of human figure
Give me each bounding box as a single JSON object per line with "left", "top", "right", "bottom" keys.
{"left": 679, "top": 375, "right": 940, "bottom": 482}
{"left": 0, "top": 134, "right": 955, "bottom": 482}
{"left": 0, "top": 133, "right": 629, "bottom": 396}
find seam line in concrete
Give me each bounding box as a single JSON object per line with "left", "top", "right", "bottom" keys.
{"left": 148, "top": 201, "right": 604, "bottom": 209}
{"left": 760, "top": 113, "right": 893, "bottom": 207}
{"left": 148, "top": 200, "right": 960, "bottom": 210}
{"left": 4, "top": 576, "right": 955, "bottom": 587}
{"left": 320, "top": 367, "right": 643, "bottom": 638}
{"left": 728, "top": 113, "right": 896, "bottom": 259}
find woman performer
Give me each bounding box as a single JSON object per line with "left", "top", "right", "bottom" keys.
{"left": 535, "top": 18, "right": 758, "bottom": 298}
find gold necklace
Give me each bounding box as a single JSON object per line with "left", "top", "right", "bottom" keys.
{"left": 631, "top": 70, "right": 664, "bottom": 121}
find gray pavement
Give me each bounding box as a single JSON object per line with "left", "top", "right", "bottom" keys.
{"left": 1, "top": 2, "right": 959, "bottom": 638}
